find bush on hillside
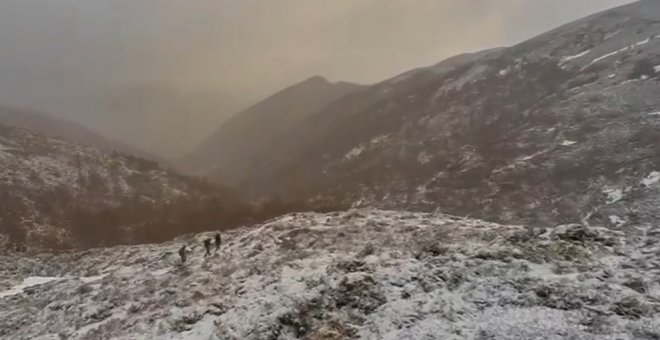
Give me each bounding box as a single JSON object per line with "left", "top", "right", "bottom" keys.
{"left": 629, "top": 58, "right": 657, "bottom": 80}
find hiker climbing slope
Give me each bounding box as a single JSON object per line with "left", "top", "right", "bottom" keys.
{"left": 178, "top": 245, "right": 188, "bottom": 263}
{"left": 203, "top": 238, "right": 212, "bottom": 257}
{"left": 214, "top": 233, "right": 222, "bottom": 254}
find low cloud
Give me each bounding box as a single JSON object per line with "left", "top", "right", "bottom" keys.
{"left": 0, "top": 0, "right": 634, "bottom": 156}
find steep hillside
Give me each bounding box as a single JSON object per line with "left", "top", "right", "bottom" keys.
{"left": 181, "top": 76, "right": 363, "bottom": 190}
{"left": 268, "top": 0, "right": 660, "bottom": 228}
{"left": 0, "top": 105, "right": 159, "bottom": 162}
{"left": 0, "top": 124, "right": 242, "bottom": 250}
{"left": 1, "top": 209, "right": 659, "bottom": 339}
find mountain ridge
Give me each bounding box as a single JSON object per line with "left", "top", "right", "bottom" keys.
{"left": 0, "top": 123, "right": 243, "bottom": 250}
{"left": 180, "top": 76, "right": 364, "bottom": 188}
{"left": 253, "top": 0, "right": 660, "bottom": 230}
{"left": 0, "top": 104, "right": 162, "bottom": 164}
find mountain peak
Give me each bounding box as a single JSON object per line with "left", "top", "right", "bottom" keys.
{"left": 303, "top": 75, "right": 329, "bottom": 84}
{"left": 180, "top": 75, "right": 362, "bottom": 184}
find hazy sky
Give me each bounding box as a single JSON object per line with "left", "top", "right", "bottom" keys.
{"left": 0, "top": 0, "right": 635, "bottom": 157}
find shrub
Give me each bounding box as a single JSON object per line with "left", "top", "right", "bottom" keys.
{"left": 629, "top": 58, "right": 656, "bottom": 80}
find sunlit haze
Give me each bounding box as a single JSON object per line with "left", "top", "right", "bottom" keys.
{"left": 0, "top": 0, "right": 634, "bottom": 156}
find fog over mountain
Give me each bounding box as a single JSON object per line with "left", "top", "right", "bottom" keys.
{"left": 0, "top": 0, "right": 633, "bottom": 157}
{"left": 6, "top": 2, "right": 660, "bottom": 339}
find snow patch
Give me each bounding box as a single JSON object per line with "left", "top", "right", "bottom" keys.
{"left": 592, "top": 49, "right": 625, "bottom": 64}
{"left": 415, "top": 185, "right": 428, "bottom": 198}
{"left": 74, "top": 310, "right": 128, "bottom": 339}
{"left": 150, "top": 268, "right": 170, "bottom": 277}
{"left": 648, "top": 111, "right": 660, "bottom": 116}
{"left": 585, "top": 36, "right": 654, "bottom": 69}
{"left": 641, "top": 171, "right": 660, "bottom": 187}
{"left": 560, "top": 140, "right": 577, "bottom": 146}
{"left": 560, "top": 50, "right": 590, "bottom": 63}
{"left": 417, "top": 151, "right": 432, "bottom": 165}
{"left": 517, "top": 149, "right": 549, "bottom": 163}
{"left": 79, "top": 274, "right": 106, "bottom": 284}
{"left": 604, "top": 30, "right": 621, "bottom": 40}
{"left": 609, "top": 215, "right": 626, "bottom": 227}
{"left": 344, "top": 145, "right": 366, "bottom": 161}
{"left": 370, "top": 134, "right": 389, "bottom": 145}
{"left": 603, "top": 188, "right": 624, "bottom": 204}
{"left": 432, "top": 63, "right": 490, "bottom": 102}
{"left": 156, "top": 315, "right": 217, "bottom": 340}
{"left": 0, "top": 276, "right": 62, "bottom": 298}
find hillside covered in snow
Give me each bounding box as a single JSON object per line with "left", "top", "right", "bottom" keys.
{"left": 3, "top": 1, "right": 660, "bottom": 339}
{"left": 1, "top": 209, "right": 659, "bottom": 339}
{"left": 0, "top": 105, "right": 159, "bottom": 163}
{"left": 0, "top": 124, "right": 236, "bottom": 250}
{"left": 177, "top": 0, "right": 660, "bottom": 231}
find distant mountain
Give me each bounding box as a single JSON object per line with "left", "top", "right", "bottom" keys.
{"left": 181, "top": 76, "right": 363, "bottom": 190}
{"left": 0, "top": 124, "right": 247, "bottom": 250}
{"left": 0, "top": 105, "right": 160, "bottom": 163}
{"left": 257, "top": 0, "right": 660, "bottom": 229}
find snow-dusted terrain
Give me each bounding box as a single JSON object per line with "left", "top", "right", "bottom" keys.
{"left": 1, "top": 209, "right": 659, "bottom": 339}
{"left": 3, "top": 1, "right": 660, "bottom": 339}
{"left": 215, "top": 0, "right": 660, "bottom": 231}
{"left": 0, "top": 105, "right": 157, "bottom": 162}
{"left": 0, "top": 124, "right": 194, "bottom": 198}
{"left": 0, "top": 124, "right": 216, "bottom": 249}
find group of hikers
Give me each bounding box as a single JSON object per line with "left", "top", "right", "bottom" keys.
{"left": 178, "top": 232, "right": 221, "bottom": 263}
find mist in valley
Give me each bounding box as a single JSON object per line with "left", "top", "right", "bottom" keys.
{"left": 6, "top": 2, "right": 660, "bottom": 339}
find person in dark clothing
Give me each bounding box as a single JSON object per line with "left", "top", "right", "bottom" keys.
{"left": 178, "top": 245, "right": 188, "bottom": 263}
{"left": 214, "top": 233, "right": 222, "bottom": 253}
{"left": 203, "top": 238, "right": 212, "bottom": 257}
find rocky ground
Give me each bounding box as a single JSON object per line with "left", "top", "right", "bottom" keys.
{"left": 1, "top": 209, "right": 659, "bottom": 339}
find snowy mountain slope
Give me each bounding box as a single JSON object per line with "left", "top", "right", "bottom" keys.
{"left": 0, "top": 105, "right": 159, "bottom": 163}
{"left": 180, "top": 76, "right": 363, "bottom": 189}
{"left": 261, "top": 0, "right": 660, "bottom": 228}
{"left": 1, "top": 209, "right": 659, "bottom": 339}
{"left": 383, "top": 47, "right": 505, "bottom": 85}
{"left": 0, "top": 124, "right": 221, "bottom": 249}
